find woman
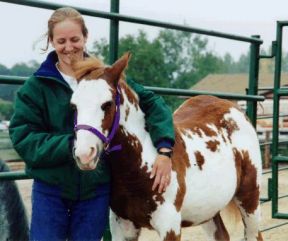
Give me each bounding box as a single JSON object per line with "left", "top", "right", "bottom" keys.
{"left": 9, "top": 7, "right": 175, "bottom": 241}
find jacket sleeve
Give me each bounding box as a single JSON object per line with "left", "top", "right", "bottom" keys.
{"left": 127, "top": 78, "right": 175, "bottom": 148}
{"left": 9, "top": 79, "right": 74, "bottom": 169}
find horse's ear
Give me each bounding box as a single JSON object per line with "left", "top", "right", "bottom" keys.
{"left": 105, "top": 52, "right": 131, "bottom": 86}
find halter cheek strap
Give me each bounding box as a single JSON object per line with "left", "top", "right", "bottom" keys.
{"left": 74, "top": 86, "right": 122, "bottom": 155}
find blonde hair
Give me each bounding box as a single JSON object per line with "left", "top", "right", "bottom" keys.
{"left": 43, "top": 7, "right": 88, "bottom": 51}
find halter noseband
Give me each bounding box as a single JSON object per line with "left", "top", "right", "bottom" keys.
{"left": 74, "top": 85, "right": 122, "bottom": 155}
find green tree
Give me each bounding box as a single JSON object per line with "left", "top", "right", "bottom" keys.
{"left": 10, "top": 61, "right": 39, "bottom": 76}
{"left": 0, "top": 98, "right": 13, "bottom": 120}
{"left": 91, "top": 29, "right": 226, "bottom": 110}
{"left": 92, "top": 30, "right": 170, "bottom": 87}
{"left": 0, "top": 64, "right": 11, "bottom": 75}
{"left": 235, "top": 53, "right": 249, "bottom": 73}
{"left": 0, "top": 61, "right": 39, "bottom": 102}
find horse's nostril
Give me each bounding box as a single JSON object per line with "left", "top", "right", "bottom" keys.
{"left": 90, "top": 147, "right": 97, "bottom": 158}
{"left": 72, "top": 147, "right": 77, "bottom": 160}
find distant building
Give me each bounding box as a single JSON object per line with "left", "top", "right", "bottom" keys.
{"left": 191, "top": 71, "right": 288, "bottom": 142}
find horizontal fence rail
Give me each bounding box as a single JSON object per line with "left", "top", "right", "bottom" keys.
{"left": 0, "top": 171, "right": 30, "bottom": 180}
{"left": 1, "top": 0, "right": 263, "bottom": 44}
{"left": 0, "top": 75, "right": 265, "bottom": 101}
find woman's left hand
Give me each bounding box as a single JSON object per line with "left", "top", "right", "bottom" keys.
{"left": 150, "top": 149, "right": 172, "bottom": 193}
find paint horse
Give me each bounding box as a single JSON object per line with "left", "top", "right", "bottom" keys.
{"left": 71, "top": 53, "right": 263, "bottom": 241}
{"left": 0, "top": 159, "right": 29, "bottom": 241}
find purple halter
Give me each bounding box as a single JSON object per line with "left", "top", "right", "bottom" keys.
{"left": 74, "top": 86, "right": 122, "bottom": 155}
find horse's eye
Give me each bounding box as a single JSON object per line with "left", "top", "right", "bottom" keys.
{"left": 101, "top": 101, "right": 113, "bottom": 111}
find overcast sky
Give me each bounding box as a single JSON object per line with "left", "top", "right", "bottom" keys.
{"left": 1, "top": 0, "right": 288, "bottom": 67}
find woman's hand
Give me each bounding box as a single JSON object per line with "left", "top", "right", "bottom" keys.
{"left": 150, "top": 148, "right": 172, "bottom": 193}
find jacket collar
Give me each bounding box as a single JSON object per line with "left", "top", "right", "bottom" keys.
{"left": 34, "top": 51, "right": 65, "bottom": 82}
{"left": 34, "top": 51, "right": 90, "bottom": 81}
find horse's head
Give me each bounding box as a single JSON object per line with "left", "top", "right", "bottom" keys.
{"left": 71, "top": 52, "right": 131, "bottom": 170}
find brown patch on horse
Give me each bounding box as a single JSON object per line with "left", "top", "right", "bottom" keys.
{"left": 234, "top": 149, "right": 260, "bottom": 214}
{"left": 101, "top": 78, "right": 137, "bottom": 133}
{"left": 101, "top": 94, "right": 117, "bottom": 133}
{"left": 99, "top": 82, "right": 126, "bottom": 133}
{"left": 206, "top": 140, "right": 220, "bottom": 152}
{"left": 108, "top": 126, "right": 163, "bottom": 229}
{"left": 125, "top": 106, "right": 130, "bottom": 122}
{"left": 164, "top": 230, "right": 181, "bottom": 241}
{"left": 220, "top": 118, "right": 239, "bottom": 142}
{"left": 195, "top": 151, "right": 205, "bottom": 170}
{"left": 155, "top": 194, "right": 165, "bottom": 204}
{"left": 233, "top": 148, "right": 242, "bottom": 191}
{"left": 181, "top": 220, "right": 194, "bottom": 227}
{"left": 172, "top": 129, "right": 191, "bottom": 211}
{"left": 213, "top": 213, "right": 230, "bottom": 241}
{"left": 221, "top": 134, "right": 228, "bottom": 144}
{"left": 120, "top": 81, "right": 139, "bottom": 110}
{"left": 174, "top": 95, "right": 239, "bottom": 139}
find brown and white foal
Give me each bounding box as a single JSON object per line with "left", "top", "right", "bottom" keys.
{"left": 71, "top": 53, "right": 263, "bottom": 241}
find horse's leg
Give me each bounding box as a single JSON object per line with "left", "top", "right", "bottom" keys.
{"left": 234, "top": 157, "right": 263, "bottom": 241}
{"left": 233, "top": 198, "right": 263, "bottom": 241}
{"left": 110, "top": 210, "right": 140, "bottom": 241}
{"left": 201, "top": 213, "right": 230, "bottom": 241}
{"left": 150, "top": 203, "right": 181, "bottom": 241}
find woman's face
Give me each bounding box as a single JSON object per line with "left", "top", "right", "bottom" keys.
{"left": 50, "top": 19, "right": 87, "bottom": 66}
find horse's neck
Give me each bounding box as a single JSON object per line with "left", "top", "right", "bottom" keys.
{"left": 119, "top": 84, "right": 148, "bottom": 143}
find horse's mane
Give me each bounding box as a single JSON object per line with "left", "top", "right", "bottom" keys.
{"left": 72, "top": 56, "right": 127, "bottom": 84}
{"left": 72, "top": 57, "right": 106, "bottom": 81}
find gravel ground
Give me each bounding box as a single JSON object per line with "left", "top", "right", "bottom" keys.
{"left": 16, "top": 167, "right": 288, "bottom": 241}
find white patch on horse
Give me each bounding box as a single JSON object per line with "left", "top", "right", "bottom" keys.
{"left": 179, "top": 119, "right": 238, "bottom": 224}
{"left": 150, "top": 202, "right": 181, "bottom": 239}
{"left": 234, "top": 199, "right": 262, "bottom": 240}
{"left": 206, "top": 123, "right": 218, "bottom": 133}
{"left": 224, "top": 108, "right": 262, "bottom": 183}
{"left": 110, "top": 210, "right": 139, "bottom": 241}
{"left": 226, "top": 108, "right": 261, "bottom": 200}
{"left": 120, "top": 91, "right": 144, "bottom": 137}
{"left": 120, "top": 90, "right": 157, "bottom": 171}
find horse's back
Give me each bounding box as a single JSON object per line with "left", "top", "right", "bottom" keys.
{"left": 173, "top": 95, "right": 261, "bottom": 173}
{"left": 173, "top": 95, "right": 239, "bottom": 128}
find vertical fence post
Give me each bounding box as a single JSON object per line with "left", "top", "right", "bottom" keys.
{"left": 109, "top": 0, "right": 120, "bottom": 65}
{"left": 271, "top": 22, "right": 282, "bottom": 217}
{"left": 246, "top": 35, "right": 261, "bottom": 128}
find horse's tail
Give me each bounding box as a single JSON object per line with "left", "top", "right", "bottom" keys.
{"left": 220, "top": 200, "right": 242, "bottom": 233}
{"left": 0, "top": 159, "right": 29, "bottom": 241}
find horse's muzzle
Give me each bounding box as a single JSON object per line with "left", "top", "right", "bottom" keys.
{"left": 73, "top": 146, "right": 101, "bottom": 170}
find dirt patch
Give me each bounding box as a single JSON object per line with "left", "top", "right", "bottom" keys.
{"left": 16, "top": 168, "right": 288, "bottom": 241}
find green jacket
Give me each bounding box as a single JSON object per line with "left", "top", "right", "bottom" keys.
{"left": 9, "top": 51, "right": 175, "bottom": 200}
